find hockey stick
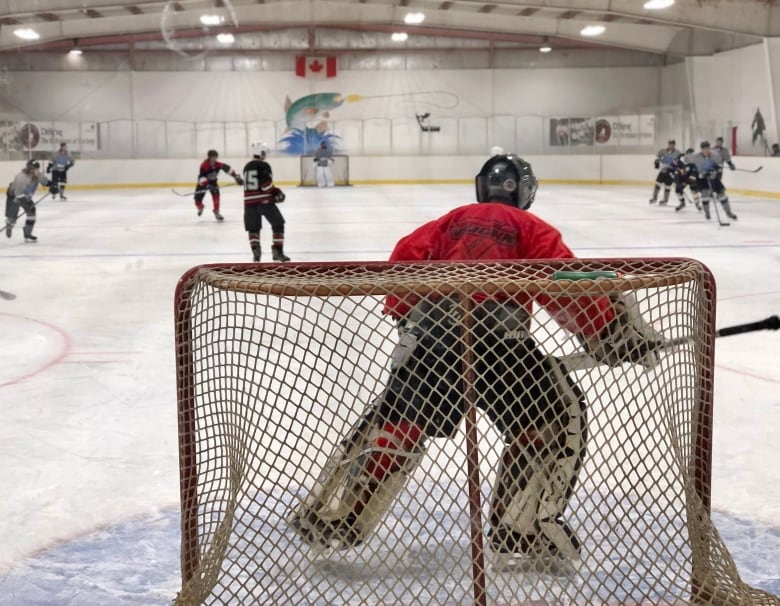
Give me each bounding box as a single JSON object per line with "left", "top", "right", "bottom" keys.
{"left": 171, "top": 182, "right": 239, "bottom": 197}
{"left": 733, "top": 166, "right": 763, "bottom": 173}
{"left": 0, "top": 289, "right": 17, "bottom": 301}
{"left": 559, "top": 315, "right": 779, "bottom": 372}
{"left": 706, "top": 177, "right": 730, "bottom": 227}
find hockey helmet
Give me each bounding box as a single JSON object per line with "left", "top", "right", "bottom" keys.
{"left": 475, "top": 154, "right": 538, "bottom": 210}
{"left": 686, "top": 148, "right": 695, "bottom": 155}
{"left": 207, "top": 149, "right": 219, "bottom": 159}
{"left": 25, "top": 159, "right": 40, "bottom": 171}
{"left": 250, "top": 141, "right": 269, "bottom": 157}
{"left": 489, "top": 145, "right": 505, "bottom": 156}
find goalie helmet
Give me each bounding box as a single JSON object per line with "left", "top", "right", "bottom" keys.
{"left": 475, "top": 154, "right": 538, "bottom": 210}
{"left": 250, "top": 141, "right": 269, "bottom": 158}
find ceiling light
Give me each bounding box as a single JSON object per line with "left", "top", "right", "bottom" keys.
{"left": 580, "top": 25, "right": 606, "bottom": 37}
{"left": 216, "top": 33, "right": 235, "bottom": 44}
{"left": 643, "top": 0, "right": 675, "bottom": 8}
{"left": 404, "top": 12, "right": 425, "bottom": 25}
{"left": 391, "top": 32, "right": 408, "bottom": 42}
{"left": 539, "top": 37, "right": 552, "bottom": 53}
{"left": 14, "top": 28, "right": 40, "bottom": 41}
{"left": 200, "top": 14, "right": 225, "bottom": 26}
{"left": 68, "top": 48, "right": 83, "bottom": 56}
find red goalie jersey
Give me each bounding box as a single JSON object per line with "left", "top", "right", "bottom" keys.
{"left": 383, "top": 202, "right": 615, "bottom": 338}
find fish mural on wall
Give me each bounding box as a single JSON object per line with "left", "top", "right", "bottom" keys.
{"left": 276, "top": 90, "right": 459, "bottom": 154}
{"left": 278, "top": 92, "right": 363, "bottom": 155}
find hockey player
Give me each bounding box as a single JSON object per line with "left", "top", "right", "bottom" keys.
{"left": 5, "top": 160, "right": 50, "bottom": 242}
{"left": 313, "top": 140, "right": 334, "bottom": 188}
{"left": 713, "top": 137, "right": 736, "bottom": 171}
{"left": 46, "top": 142, "right": 75, "bottom": 200}
{"left": 194, "top": 149, "right": 244, "bottom": 221}
{"left": 691, "top": 141, "right": 737, "bottom": 221}
{"left": 241, "top": 142, "right": 289, "bottom": 262}
{"left": 649, "top": 139, "right": 682, "bottom": 205}
{"left": 673, "top": 148, "right": 701, "bottom": 212}
{"left": 289, "top": 154, "right": 663, "bottom": 565}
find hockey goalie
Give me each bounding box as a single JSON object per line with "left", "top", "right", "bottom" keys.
{"left": 289, "top": 154, "right": 664, "bottom": 568}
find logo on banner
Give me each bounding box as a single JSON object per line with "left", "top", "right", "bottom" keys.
{"left": 295, "top": 56, "right": 337, "bottom": 79}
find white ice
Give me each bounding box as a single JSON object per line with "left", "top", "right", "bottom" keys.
{"left": 0, "top": 183, "right": 778, "bottom": 604}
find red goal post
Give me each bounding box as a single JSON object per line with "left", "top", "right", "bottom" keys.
{"left": 298, "top": 153, "right": 351, "bottom": 186}
{"left": 173, "top": 258, "right": 776, "bottom": 606}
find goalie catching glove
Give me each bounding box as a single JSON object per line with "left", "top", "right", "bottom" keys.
{"left": 580, "top": 295, "right": 665, "bottom": 368}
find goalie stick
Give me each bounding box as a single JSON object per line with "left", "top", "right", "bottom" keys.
{"left": 559, "top": 315, "right": 779, "bottom": 372}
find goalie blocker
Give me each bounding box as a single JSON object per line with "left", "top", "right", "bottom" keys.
{"left": 289, "top": 295, "right": 662, "bottom": 560}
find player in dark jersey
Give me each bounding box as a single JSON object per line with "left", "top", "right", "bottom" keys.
{"left": 673, "top": 147, "right": 701, "bottom": 212}
{"left": 290, "top": 154, "right": 664, "bottom": 566}
{"left": 194, "top": 149, "right": 243, "bottom": 221}
{"left": 241, "top": 142, "right": 289, "bottom": 262}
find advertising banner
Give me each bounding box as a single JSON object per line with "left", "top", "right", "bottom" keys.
{"left": 1, "top": 121, "right": 99, "bottom": 151}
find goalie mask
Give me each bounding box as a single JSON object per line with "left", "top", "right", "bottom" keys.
{"left": 475, "top": 155, "right": 538, "bottom": 210}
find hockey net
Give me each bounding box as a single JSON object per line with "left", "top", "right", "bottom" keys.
{"left": 173, "top": 258, "right": 777, "bottom": 606}
{"left": 298, "top": 154, "right": 351, "bottom": 186}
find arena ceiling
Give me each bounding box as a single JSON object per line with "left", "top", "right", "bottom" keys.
{"left": 0, "top": 0, "right": 778, "bottom": 58}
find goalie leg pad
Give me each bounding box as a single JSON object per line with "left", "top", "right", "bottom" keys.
{"left": 489, "top": 357, "right": 586, "bottom": 560}
{"left": 290, "top": 420, "right": 425, "bottom": 550}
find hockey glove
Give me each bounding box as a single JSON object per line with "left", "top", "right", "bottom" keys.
{"left": 46, "top": 164, "right": 52, "bottom": 174}
{"left": 235, "top": 175, "right": 245, "bottom": 186}
{"left": 198, "top": 177, "right": 208, "bottom": 187}
{"left": 272, "top": 187, "right": 285, "bottom": 203}
{"left": 579, "top": 300, "right": 664, "bottom": 369}
{"left": 654, "top": 160, "right": 660, "bottom": 170}
{"left": 727, "top": 161, "right": 735, "bottom": 170}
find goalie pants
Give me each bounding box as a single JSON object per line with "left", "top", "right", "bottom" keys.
{"left": 370, "top": 297, "right": 587, "bottom": 447}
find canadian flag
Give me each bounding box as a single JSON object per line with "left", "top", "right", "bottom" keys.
{"left": 295, "top": 56, "right": 337, "bottom": 79}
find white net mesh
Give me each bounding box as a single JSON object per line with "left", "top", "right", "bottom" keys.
{"left": 173, "top": 259, "right": 778, "bottom": 606}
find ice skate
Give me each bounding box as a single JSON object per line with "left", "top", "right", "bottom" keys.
{"left": 703, "top": 205, "right": 711, "bottom": 220}
{"left": 24, "top": 234, "right": 38, "bottom": 243}
{"left": 272, "top": 248, "right": 290, "bottom": 262}
{"left": 674, "top": 200, "right": 685, "bottom": 212}
{"left": 252, "top": 247, "right": 261, "bottom": 262}
{"left": 489, "top": 519, "right": 579, "bottom": 576}
{"left": 213, "top": 210, "right": 224, "bottom": 222}
{"left": 722, "top": 200, "right": 737, "bottom": 220}
{"left": 290, "top": 510, "right": 362, "bottom": 553}
{"left": 59, "top": 195, "right": 67, "bottom": 201}
{"left": 5, "top": 223, "right": 12, "bottom": 238}
{"left": 648, "top": 197, "right": 657, "bottom": 205}
{"left": 196, "top": 206, "right": 204, "bottom": 217}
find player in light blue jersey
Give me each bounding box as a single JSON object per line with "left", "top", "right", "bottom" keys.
{"left": 691, "top": 141, "right": 737, "bottom": 221}
{"left": 649, "top": 139, "right": 682, "bottom": 205}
